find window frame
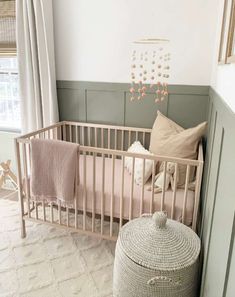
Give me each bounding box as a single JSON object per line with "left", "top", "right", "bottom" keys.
{"left": 0, "top": 55, "right": 21, "bottom": 133}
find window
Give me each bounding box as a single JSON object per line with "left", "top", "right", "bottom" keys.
{"left": 218, "top": 0, "right": 235, "bottom": 64}
{"left": 0, "top": 57, "right": 20, "bottom": 131}
{"left": 0, "top": 0, "right": 16, "bottom": 55}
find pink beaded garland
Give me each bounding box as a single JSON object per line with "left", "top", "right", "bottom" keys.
{"left": 130, "top": 41, "right": 170, "bottom": 103}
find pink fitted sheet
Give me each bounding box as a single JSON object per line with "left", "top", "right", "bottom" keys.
{"left": 77, "top": 155, "right": 195, "bottom": 226}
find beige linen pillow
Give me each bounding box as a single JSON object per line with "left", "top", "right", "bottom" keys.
{"left": 149, "top": 111, "right": 207, "bottom": 186}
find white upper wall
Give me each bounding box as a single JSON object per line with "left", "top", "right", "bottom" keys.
{"left": 210, "top": 0, "right": 235, "bottom": 112}
{"left": 53, "top": 0, "right": 219, "bottom": 85}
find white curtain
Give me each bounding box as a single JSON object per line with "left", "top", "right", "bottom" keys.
{"left": 16, "top": 0, "right": 59, "bottom": 133}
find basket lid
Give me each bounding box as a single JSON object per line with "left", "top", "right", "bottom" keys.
{"left": 118, "top": 212, "right": 201, "bottom": 271}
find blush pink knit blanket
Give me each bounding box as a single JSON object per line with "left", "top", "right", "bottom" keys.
{"left": 30, "top": 139, "right": 79, "bottom": 206}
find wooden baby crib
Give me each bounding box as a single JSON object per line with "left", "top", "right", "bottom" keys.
{"left": 15, "top": 121, "right": 204, "bottom": 241}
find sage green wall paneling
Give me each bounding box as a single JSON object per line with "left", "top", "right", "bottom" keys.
{"left": 200, "top": 98, "right": 215, "bottom": 215}
{"left": 124, "top": 92, "right": 167, "bottom": 128}
{"left": 203, "top": 127, "right": 235, "bottom": 297}
{"left": 57, "top": 81, "right": 209, "bottom": 129}
{"left": 198, "top": 100, "right": 217, "bottom": 286}
{"left": 86, "top": 90, "right": 125, "bottom": 125}
{"left": 167, "top": 94, "right": 209, "bottom": 128}
{"left": 201, "top": 125, "right": 225, "bottom": 297}
{"left": 200, "top": 102, "right": 218, "bottom": 239}
{"left": 57, "top": 88, "right": 86, "bottom": 122}
{"left": 200, "top": 88, "right": 235, "bottom": 297}
{"left": 225, "top": 212, "right": 235, "bottom": 297}
{"left": 199, "top": 118, "right": 218, "bottom": 279}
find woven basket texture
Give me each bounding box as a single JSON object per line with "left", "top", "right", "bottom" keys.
{"left": 113, "top": 212, "right": 200, "bottom": 297}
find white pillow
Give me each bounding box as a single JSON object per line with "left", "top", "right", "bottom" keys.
{"left": 125, "top": 141, "right": 153, "bottom": 186}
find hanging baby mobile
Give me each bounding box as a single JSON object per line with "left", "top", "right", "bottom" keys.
{"left": 130, "top": 38, "right": 171, "bottom": 103}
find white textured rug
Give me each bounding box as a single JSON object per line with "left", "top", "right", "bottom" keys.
{"left": 0, "top": 199, "right": 115, "bottom": 297}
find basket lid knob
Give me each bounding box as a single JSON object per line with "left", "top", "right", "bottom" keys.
{"left": 153, "top": 211, "right": 167, "bottom": 228}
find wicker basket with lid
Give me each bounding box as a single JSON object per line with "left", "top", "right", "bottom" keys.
{"left": 113, "top": 212, "right": 201, "bottom": 297}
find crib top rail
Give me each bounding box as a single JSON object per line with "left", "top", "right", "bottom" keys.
{"left": 16, "top": 122, "right": 63, "bottom": 141}
{"left": 16, "top": 121, "right": 152, "bottom": 141}
{"left": 63, "top": 121, "right": 153, "bottom": 133}
{"left": 15, "top": 120, "right": 204, "bottom": 166}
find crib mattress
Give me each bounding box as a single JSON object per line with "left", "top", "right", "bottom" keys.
{"left": 77, "top": 155, "right": 195, "bottom": 226}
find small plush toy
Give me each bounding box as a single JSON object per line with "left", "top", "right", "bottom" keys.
{"left": 147, "top": 162, "right": 179, "bottom": 193}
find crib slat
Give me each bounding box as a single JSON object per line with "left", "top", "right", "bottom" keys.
{"left": 69, "top": 125, "right": 72, "bottom": 142}
{"left": 114, "top": 130, "right": 117, "bottom": 150}
{"left": 143, "top": 132, "right": 146, "bottom": 147}
{"left": 58, "top": 200, "right": 61, "bottom": 225}
{"left": 78, "top": 126, "right": 81, "bottom": 144}
{"left": 101, "top": 154, "right": 105, "bottom": 235}
{"left": 63, "top": 124, "right": 66, "bottom": 141}
{"left": 108, "top": 129, "right": 111, "bottom": 158}
{"left": 35, "top": 202, "right": 38, "bottom": 220}
{"left": 108, "top": 128, "right": 111, "bottom": 150}
{"left": 129, "top": 157, "right": 135, "bottom": 220}
{"left": 128, "top": 131, "right": 131, "bottom": 148}
{"left": 66, "top": 207, "right": 69, "bottom": 227}
{"left": 136, "top": 131, "right": 138, "bottom": 141}
{"left": 22, "top": 143, "right": 30, "bottom": 218}
{"left": 92, "top": 153, "right": 96, "bottom": 232}
{"left": 55, "top": 127, "right": 58, "bottom": 140}
{"left": 75, "top": 171, "right": 78, "bottom": 229}
{"left": 83, "top": 126, "right": 85, "bottom": 145}
{"left": 192, "top": 163, "right": 203, "bottom": 231}
{"left": 83, "top": 153, "right": 87, "bottom": 230}
{"left": 101, "top": 128, "right": 104, "bottom": 148}
{"left": 74, "top": 150, "right": 79, "bottom": 229}
{"left": 150, "top": 161, "right": 156, "bottom": 213}
{"left": 182, "top": 165, "right": 190, "bottom": 224}
{"left": 55, "top": 127, "right": 59, "bottom": 140}
{"left": 15, "top": 141, "right": 26, "bottom": 238}
{"left": 171, "top": 163, "right": 179, "bottom": 219}
{"left": 51, "top": 128, "right": 55, "bottom": 140}
{"left": 75, "top": 126, "right": 78, "bottom": 144}
{"left": 88, "top": 127, "right": 91, "bottom": 146}
{"left": 42, "top": 201, "right": 46, "bottom": 221}
{"left": 52, "top": 128, "right": 55, "bottom": 140}
{"left": 140, "top": 159, "right": 145, "bottom": 216}
{"left": 160, "top": 161, "right": 167, "bottom": 211}
{"left": 50, "top": 203, "right": 53, "bottom": 223}
{"left": 121, "top": 130, "right": 124, "bottom": 150}
{"left": 110, "top": 155, "right": 115, "bottom": 237}
{"left": 28, "top": 141, "right": 32, "bottom": 170}
{"left": 95, "top": 127, "right": 98, "bottom": 148}
{"left": 120, "top": 156, "right": 125, "bottom": 228}
{"left": 57, "top": 126, "right": 62, "bottom": 140}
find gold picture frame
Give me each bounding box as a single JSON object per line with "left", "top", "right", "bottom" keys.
{"left": 227, "top": 0, "right": 235, "bottom": 63}
{"left": 218, "top": 0, "right": 233, "bottom": 64}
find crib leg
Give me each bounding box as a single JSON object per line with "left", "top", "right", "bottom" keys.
{"left": 19, "top": 192, "right": 26, "bottom": 238}
{"left": 15, "top": 139, "right": 26, "bottom": 239}
{"left": 20, "top": 218, "right": 26, "bottom": 238}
